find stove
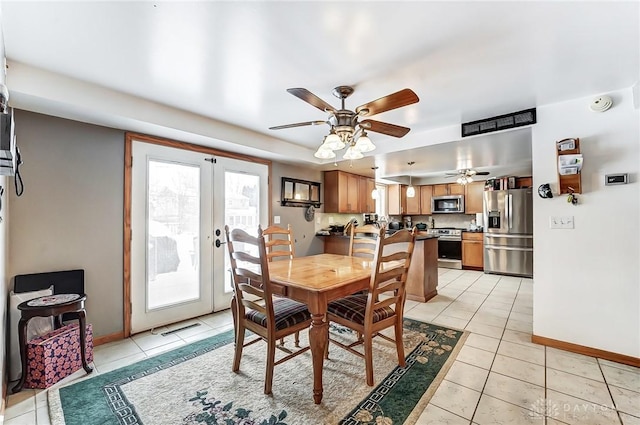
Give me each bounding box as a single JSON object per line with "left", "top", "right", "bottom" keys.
{"left": 428, "top": 228, "right": 463, "bottom": 269}
{"left": 428, "top": 228, "right": 462, "bottom": 241}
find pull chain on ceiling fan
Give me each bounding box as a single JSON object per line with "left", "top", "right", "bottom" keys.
{"left": 269, "top": 86, "right": 419, "bottom": 161}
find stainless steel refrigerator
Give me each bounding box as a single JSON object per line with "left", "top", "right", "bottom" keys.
{"left": 483, "top": 188, "right": 533, "bottom": 277}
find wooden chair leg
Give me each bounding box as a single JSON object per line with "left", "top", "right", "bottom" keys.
{"left": 364, "top": 333, "right": 374, "bottom": 386}
{"left": 394, "top": 318, "right": 406, "bottom": 368}
{"left": 294, "top": 331, "right": 300, "bottom": 347}
{"left": 279, "top": 338, "right": 285, "bottom": 346}
{"left": 264, "top": 337, "right": 276, "bottom": 395}
{"left": 232, "top": 325, "right": 245, "bottom": 373}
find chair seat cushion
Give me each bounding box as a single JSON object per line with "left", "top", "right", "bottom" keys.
{"left": 246, "top": 298, "right": 310, "bottom": 330}
{"left": 327, "top": 294, "right": 395, "bottom": 325}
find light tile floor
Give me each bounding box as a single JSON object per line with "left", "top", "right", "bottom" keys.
{"left": 4, "top": 268, "right": 639, "bottom": 425}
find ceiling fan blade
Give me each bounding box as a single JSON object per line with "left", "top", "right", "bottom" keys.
{"left": 269, "top": 120, "right": 326, "bottom": 130}
{"left": 356, "top": 88, "right": 419, "bottom": 116}
{"left": 286, "top": 88, "right": 336, "bottom": 113}
{"left": 475, "top": 171, "right": 490, "bottom": 176}
{"left": 360, "top": 119, "right": 410, "bottom": 138}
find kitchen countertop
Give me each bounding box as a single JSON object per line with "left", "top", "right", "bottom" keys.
{"left": 316, "top": 231, "right": 438, "bottom": 240}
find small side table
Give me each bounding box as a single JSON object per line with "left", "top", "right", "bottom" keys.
{"left": 12, "top": 293, "right": 94, "bottom": 393}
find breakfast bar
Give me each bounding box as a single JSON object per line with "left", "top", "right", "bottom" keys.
{"left": 320, "top": 231, "right": 439, "bottom": 302}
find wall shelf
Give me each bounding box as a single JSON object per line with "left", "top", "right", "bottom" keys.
{"left": 556, "top": 138, "right": 582, "bottom": 194}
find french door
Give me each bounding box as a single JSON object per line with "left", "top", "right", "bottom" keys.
{"left": 130, "top": 141, "right": 268, "bottom": 333}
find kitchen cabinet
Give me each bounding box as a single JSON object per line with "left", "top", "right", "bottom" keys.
{"left": 465, "top": 181, "right": 485, "bottom": 214}
{"left": 387, "top": 184, "right": 406, "bottom": 215}
{"left": 420, "top": 185, "right": 433, "bottom": 215}
{"left": 433, "top": 183, "right": 464, "bottom": 196}
{"left": 388, "top": 184, "right": 421, "bottom": 215}
{"left": 323, "top": 170, "right": 361, "bottom": 213}
{"left": 358, "top": 176, "right": 376, "bottom": 213}
{"left": 405, "top": 185, "right": 421, "bottom": 215}
{"left": 462, "top": 232, "right": 483, "bottom": 269}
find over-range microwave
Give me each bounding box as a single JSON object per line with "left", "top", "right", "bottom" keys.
{"left": 432, "top": 195, "right": 465, "bottom": 214}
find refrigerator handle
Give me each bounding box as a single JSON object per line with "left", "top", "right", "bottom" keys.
{"left": 508, "top": 194, "right": 513, "bottom": 229}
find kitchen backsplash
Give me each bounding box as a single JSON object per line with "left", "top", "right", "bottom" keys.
{"left": 316, "top": 212, "right": 483, "bottom": 232}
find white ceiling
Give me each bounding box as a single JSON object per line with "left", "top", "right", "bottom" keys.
{"left": 1, "top": 1, "right": 638, "bottom": 182}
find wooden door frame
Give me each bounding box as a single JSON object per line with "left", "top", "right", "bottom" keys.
{"left": 123, "top": 132, "right": 272, "bottom": 338}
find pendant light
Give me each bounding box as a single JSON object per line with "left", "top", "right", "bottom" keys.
{"left": 406, "top": 162, "right": 416, "bottom": 198}
{"left": 371, "top": 166, "right": 379, "bottom": 199}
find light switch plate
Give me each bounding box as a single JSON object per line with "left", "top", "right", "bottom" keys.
{"left": 549, "top": 216, "right": 574, "bottom": 229}
{"left": 274, "top": 216, "right": 280, "bottom": 224}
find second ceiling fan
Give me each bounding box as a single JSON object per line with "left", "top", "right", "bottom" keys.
{"left": 269, "top": 86, "right": 419, "bottom": 160}
{"left": 445, "top": 169, "right": 490, "bottom": 184}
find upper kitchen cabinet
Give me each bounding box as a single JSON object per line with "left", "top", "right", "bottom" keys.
{"left": 433, "top": 183, "right": 465, "bottom": 196}
{"left": 405, "top": 185, "right": 421, "bottom": 215}
{"left": 387, "top": 184, "right": 406, "bottom": 215}
{"left": 420, "top": 185, "right": 433, "bottom": 215}
{"left": 359, "top": 176, "right": 376, "bottom": 213}
{"left": 388, "top": 184, "right": 421, "bottom": 215}
{"left": 465, "top": 181, "right": 485, "bottom": 214}
{"left": 324, "top": 170, "right": 360, "bottom": 213}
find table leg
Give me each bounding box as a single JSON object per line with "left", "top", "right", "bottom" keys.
{"left": 309, "top": 312, "right": 328, "bottom": 404}
{"left": 78, "top": 310, "right": 94, "bottom": 374}
{"left": 11, "top": 318, "right": 30, "bottom": 393}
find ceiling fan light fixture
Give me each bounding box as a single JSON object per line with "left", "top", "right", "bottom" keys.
{"left": 343, "top": 145, "right": 364, "bottom": 160}
{"left": 324, "top": 130, "right": 345, "bottom": 150}
{"left": 354, "top": 132, "right": 376, "bottom": 153}
{"left": 314, "top": 145, "right": 336, "bottom": 159}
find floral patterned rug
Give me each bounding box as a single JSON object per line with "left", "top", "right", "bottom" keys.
{"left": 49, "top": 318, "right": 467, "bottom": 425}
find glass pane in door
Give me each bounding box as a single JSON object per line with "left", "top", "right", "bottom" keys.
{"left": 223, "top": 171, "right": 260, "bottom": 293}
{"left": 147, "top": 159, "right": 200, "bottom": 309}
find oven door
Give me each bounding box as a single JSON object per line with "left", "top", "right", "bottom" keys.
{"left": 438, "top": 238, "right": 462, "bottom": 260}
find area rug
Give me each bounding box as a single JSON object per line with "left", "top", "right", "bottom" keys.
{"left": 49, "top": 318, "right": 467, "bottom": 425}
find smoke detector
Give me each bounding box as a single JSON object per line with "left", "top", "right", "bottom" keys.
{"left": 589, "top": 95, "right": 613, "bottom": 112}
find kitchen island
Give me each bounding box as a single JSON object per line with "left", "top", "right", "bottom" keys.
{"left": 319, "top": 231, "right": 439, "bottom": 302}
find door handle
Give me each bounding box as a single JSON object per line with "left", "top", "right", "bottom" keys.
{"left": 215, "top": 239, "right": 226, "bottom": 248}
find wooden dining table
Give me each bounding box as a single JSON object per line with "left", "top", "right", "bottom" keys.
{"left": 268, "top": 253, "right": 373, "bottom": 404}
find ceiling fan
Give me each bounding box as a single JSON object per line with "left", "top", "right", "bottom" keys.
{"left": 445, "top": 169, "right": 490, "bottom": 184}
{"left": 269, "top": 86, "right": 419, "bottom": 160}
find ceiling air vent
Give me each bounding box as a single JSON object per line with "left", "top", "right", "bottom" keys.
{"left": 462, "top": 108, "right": 536, "bottom": 137}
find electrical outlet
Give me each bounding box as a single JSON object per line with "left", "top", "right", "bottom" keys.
{"left": 274, "top": 216, "right": 280, "bottom": 224}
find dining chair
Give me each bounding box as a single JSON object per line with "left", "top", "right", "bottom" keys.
{"left": 348, "top": 224, "right": 380, "bottom": 259}
{"left": 225, "top": 225, "right": 311, "bottom": 394}
{"left": 326, "top": 226, "right": 417, "bottom": 386}
{"left": 263, "top": 224, "right": 295, "bottom": 262}
{"left": 262, "top": 224, "right": 301, "bottom": 346}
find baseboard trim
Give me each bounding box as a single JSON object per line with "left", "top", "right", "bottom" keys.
{"left": 94, "top": 331, "right": 125, "bottom": 347}
{"left": 531, "top": 334, "right": 640, "bottom": 368}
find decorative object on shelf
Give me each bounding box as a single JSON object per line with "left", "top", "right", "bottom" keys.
{"left": 445, "top": 169, "right": 490, "bottom": 185}
{"left": 406, "top": 162, "right": 416, "bottom": 198}
{"left": 304, "top": 205, "right": 315, "bottom": 222}
{"left": 281, "top": 177, "right": 321, "bottom": 208}
{"left": 269, "top": 86, "right": 419, "bottom": 162}
{"left": 538, "top": 183, "right": 553, "bottom": 199}
{"left": 566, "top": 187, "right": 579, "bottom": 205}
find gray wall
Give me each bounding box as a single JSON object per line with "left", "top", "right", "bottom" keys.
{"left": 8, "top": 111, "right": 125, "bottom": 337}
{"left": 7, "top": 112, "right": 326, "bottom": 339}
{"left": 270, "top": 162, "right": 324, "bottom": 256}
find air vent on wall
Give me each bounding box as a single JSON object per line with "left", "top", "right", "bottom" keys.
{"left": 461, "top": 108, "right": 536, "bottom": 137}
